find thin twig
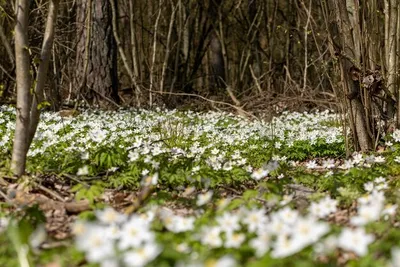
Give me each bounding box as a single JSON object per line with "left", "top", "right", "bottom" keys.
{"left": 34, "top": 183, "right": 65, "bottom": 202}
{"left": 147, "top": 88, "right": 258, "bottom": 120}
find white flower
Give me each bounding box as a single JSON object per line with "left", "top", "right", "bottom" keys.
{"left": 216, "top": 212, "right": 241, "bottom": 233}
{"left": 0, "top": 217, "right": 9, "bottom": 233}
{"left": 313, "top": 235, "right": 337, "bottom": 256}
{"left": 271, "top": 234, "right": 304, "bottom": 258}
{"left": 245, "top": 165, "right": 253, "bottom": 173}
{"left": 267, "top": 214, "right": 291, "bottom": 236}
{"left": 395, "top": 156, "right": 400, "bottom": 163}
{"left": 376, "top": 182, "right": 388, "bottom": 191}
{"left": 340, "top": 159, "right": 354, "bottom": 169}
{"left": 291, "top": 216, "right": 330, "bottom": 244}
{"left": 217, "top": 198, "right": 231, "bottom": 210}
{"left": 386, "top": 141, "right": 393, "bottom": 147}
{"left": 75, "top": 225, "right": 115, "bottom": 263}
{"left": 374, "top": 155, "right": 385, "bottom": 163}
{"left": 77, "top": 165, "right": 89, "bottom": 176}
{"left": 392, "top": 129, "right": 400, "bottom": 142}
{"left": 276, "top": 207, "right": 299, "bottom": 225}
{"left": 382, "top": 204, "right": 398, "bottom": 217}
{"left": 163, "top": 215, "right": 195, "bottom": 233}
{"left": 274, "top": 142, "right": 282, "bottom": 149}
{"left": 128, "top": 150, "right": 140, "bottom": 161}
{"left": 123, "top": 243, "right": 161, "bottom": 267}
{"left": 351, "top": 202, "right": 383, "bottom": 226}
{"left": 251, "top": 168, "right": 269, "bottom": 180}
{"left": 352, "top": 153, "right": 364, "bottom": 165}
{"left": 108, "top": 166, "right": 119, "bottom": 172}
{"left": 224, "top": 232, "right": 246, "bottom": 248}
{"left": 90, "top": 128, "right": 107, "bottom": 143}
{"left": 309, "top": 196, "right": 337, "bottom": 219}
{"left": 325, "top": 170, "right": 334, "bottom": 177}
{"left": 201, "top": 226, "right": 223, "bottom": 248}
{"left": 250, "top": 230, "right": 271, "bottom": 257}
{"left": 374, "top": 176, "right": 386, "bottom": 184}
{"left": 364, "top": 182, "right": 374, "bottom": 192}
{"left": 306, "top": 160, "right": 318, "bottom": 169}
{"left": 211, "top": 148, "right": 220, "bottom": 155}
{"left": 99, "top": 258, "right": 119, "bottom": 267}
{"left": 103, "top": 224, "right": 121, "bottom": 240}
{"left": 81, "top": 151, "right": 89, "bottom": 160}
{"left": 337, "top": 227, "right": 374, "bottom": 256}
{"left": 176, "top": 243, "right": 191, "bottom": 253}
{"left": 192, "top": 166, "right": 200, "bottom": 173}
{"left": 118, "top": 216, "right": 154, "bottom": 249}
{"left": 223, "top": 161, "right": 233, "bottom": 171}
{"left": 213, "top": 256, "right": 237, "bottom": 267}
{"left": 95, "top": 207, "right": 127, "bottom": 224}
{"left": 242, "top": 208, "right": 268, "bottom": 233}
{"left": 196, "top": 191, "right": 213, "bottom": 206}
{"left": 322, "top": 159, "right": 335, "bottom": 169}
{"left": 141, "top": 169, "right": 150, "bottom": 176}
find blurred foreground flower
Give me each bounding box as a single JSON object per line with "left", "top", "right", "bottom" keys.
{"left": 337, "top": 227, "right": 374, "bottom": 256}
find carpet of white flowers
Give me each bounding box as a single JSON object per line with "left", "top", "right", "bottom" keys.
{"left": 2, "top": 105, "right": 400, "bottom": 266}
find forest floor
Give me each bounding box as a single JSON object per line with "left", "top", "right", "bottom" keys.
{"left": 0, "top": 105, "right": 400, "bottom": 266}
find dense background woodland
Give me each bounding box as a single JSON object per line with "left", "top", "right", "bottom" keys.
{"left": 3, "top": 0, "right": 400, "bottom": 153}
{"left": 3, "top": 0, "right": 400, "bottom": 266}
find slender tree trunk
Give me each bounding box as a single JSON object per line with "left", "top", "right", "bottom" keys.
{"left": 386, "top": 0, "right": 398, "bottom": 119}
{"left": 27, "top": 0, "right": 59, "bottom": 149}
{"left": 12, "top": 0, "right": 60, "bottom": 177}
{"left": 12, "top": 0, "right": 32, "bottom": 176}
{"left": 209, "top": 0, "right": 225, "bottom": 89}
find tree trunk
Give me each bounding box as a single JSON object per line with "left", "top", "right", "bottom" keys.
{"left": 331, "top": 0, "right": 373, "bottom": 152}
{"left": 11, "top": 0, "right": 60, "bottom": 177}
{"left": 208, "top": 0, "right": 225, "bottom": 89}
{"left": 27, "top": 0, "right": 59, "bottom": 149}
{"left": 75, "top": 0, "right": 119, "bottom": 108}
{"left": 385, "top": 0, "right": 398, "bottom": 119}
{"left": 12, "top": 0, "right": 32, "bottom": 176}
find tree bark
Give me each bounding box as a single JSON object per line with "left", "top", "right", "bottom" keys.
{"left": 75, "top": 0, "right": 119, "bottom": 108}
{"left": 208, "top": 0, "right": 225, "bottom": 89}
{"left": 385, "top": 0, "right": 398, "bottom": 119}
{"left": 331, "top": 0, "right": 373, "bottom": 152}
{"left": 11, "top": 0, "right": 60, "bottom": 177}
{"left": 27, "top": 0, "right": 59, "bottom": 150}
{"left": 12, "top": 0, "right": 32, "bottom": 176}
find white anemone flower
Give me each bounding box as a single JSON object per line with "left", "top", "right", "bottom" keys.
{"left": 95, "top": 207, "right": 127, "bottom": 225}
{"left": 224, "top": 232, "right": 246, "bottom": 248}
{"left": 77, "top": 165, "right": 89, "bottom": 176}
{"left": 250, "top": 229, "right": 271, "bottom": 257}
{"left": 337, "top": 227, "right": 374, "bottom": 256}
{"left": 242, "top": 208, "right": 268, "bottom": 233}
{"left": 216, "top": 212, "right": 241, "bottom": 233}
{"left": 200, "top": 226, "right": 223, "bottom": 248}
{"left": 196, "top": 191, "right": 213, "bottom": 206}
{"left": 123, "top": 243, "right": 162, "bottom": 267}
{"left": 251, "top": 168, "right": 269, "bottom": 180}
{"left": 271, "top": 234, "right": 304, "bottom": 258}
{"left": 75, "top": 225, "right": 115, "bottom": 263}
{"left": 118, "top": 216, "right": 155, "bottom": 250}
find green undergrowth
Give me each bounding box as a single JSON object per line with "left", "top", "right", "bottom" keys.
{"left": 2, "top": 106, "right": 400, "bottom": 266}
